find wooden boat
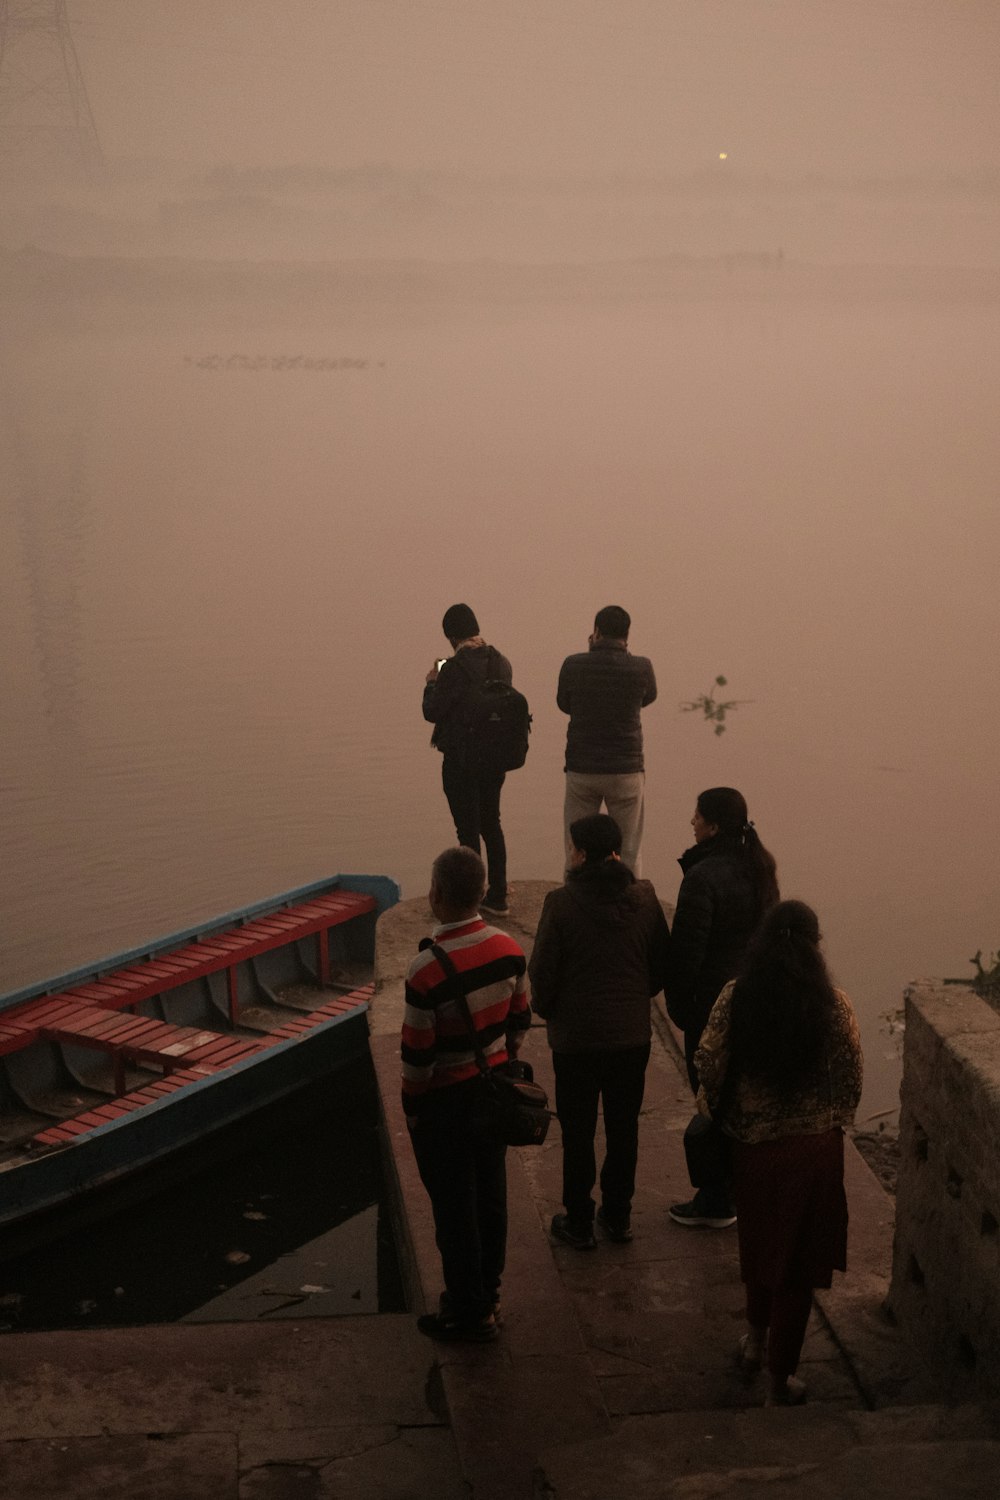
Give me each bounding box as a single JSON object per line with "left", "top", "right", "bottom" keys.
{"left": 0, "top": 873, "right": 399, "bottom": 1244}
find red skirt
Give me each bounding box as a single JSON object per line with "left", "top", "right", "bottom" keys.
{"left": 733, "top": 1129, "right": 847, "bottom": 1291}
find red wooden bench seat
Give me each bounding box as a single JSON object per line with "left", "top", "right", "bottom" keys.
{"left": 267, "top": 984, "right": 375, "bottom": 1039}
{"left": 0, "top": 1021, "right": 39, "bottom": 1056}
{"left": 24, "top": 984, "right": 376, "bottom": 1148}
{"left": 31, "top": 1069, "right": 206, "bottom": 1147}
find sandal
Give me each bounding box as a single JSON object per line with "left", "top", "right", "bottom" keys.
{"left": 765, "top": 1374, "right": 807, "bottom": 1406}
{"left": 736, "top": 1331, "right": 765, "bottom": 1373}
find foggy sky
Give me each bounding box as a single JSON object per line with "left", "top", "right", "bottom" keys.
{"left": 73, "top": 1, "right": 1000, "bottom": 181}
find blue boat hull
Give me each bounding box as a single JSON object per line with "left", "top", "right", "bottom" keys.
{"left": 0, "top": 1008, "right": 369, "bottom": 1235}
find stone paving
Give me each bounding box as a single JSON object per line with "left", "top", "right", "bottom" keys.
{"left": 0, "top": 1316, "right": 465, "bottom": 1498}
{"left": 2, "top": 882, "right": 998, "bottom": 1498}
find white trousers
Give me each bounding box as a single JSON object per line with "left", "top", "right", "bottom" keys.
{"left": 563, "top": 771, "right": 646, "bottom": 877}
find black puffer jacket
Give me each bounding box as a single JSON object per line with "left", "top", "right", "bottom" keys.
{"left": 422, "top": 643, "right": 512, "bottom": 760}
{"left": 529, "top": 860, "right": 671, "bottom": 1053}
{"left": 663, "top": 836, "right": 766, "bottom": 1041}
{"left": 556, "top": 640, "right": 657, "bottom": 774}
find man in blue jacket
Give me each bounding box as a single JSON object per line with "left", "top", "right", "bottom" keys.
{"left": 557, "top": 605, "right": 657, "bottom": 876}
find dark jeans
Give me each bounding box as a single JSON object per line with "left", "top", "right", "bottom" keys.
{"left": 552, "top": 1044, "right": 651, "bottom": 1224}
{"left": 441, "top": 756, "right": 507, "bottom": 903}
{"left": 684, "top": 1024, "right": 735, "bottom": 1216}
{"left": 409, "top": 1077, "right": 508, "bottom": 1322}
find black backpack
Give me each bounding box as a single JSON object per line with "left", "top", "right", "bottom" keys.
{"left": 457, "top": 649, "right": 532, "bottom": 772}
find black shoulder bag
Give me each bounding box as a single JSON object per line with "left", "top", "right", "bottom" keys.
{"left": 430, "top": 944, "right": 552, "bottom": 1147}
{"left": 683, "top": 1065, "right": 738, "bottom": 1188}
{"left": 683, "top": 1109, "right": 733, "bottom": 1189}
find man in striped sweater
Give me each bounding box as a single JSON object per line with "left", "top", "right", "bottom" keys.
{"left": 402, "top": 845, "right": 530, "bottom": 1342}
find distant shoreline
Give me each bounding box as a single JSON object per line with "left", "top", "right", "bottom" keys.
{"left": 3, "top": 246, "right": 999, "bottom": 328}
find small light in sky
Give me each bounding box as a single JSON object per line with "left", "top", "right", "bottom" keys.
{"left": 718, "top": 152, "right": 728, "bottom": 160}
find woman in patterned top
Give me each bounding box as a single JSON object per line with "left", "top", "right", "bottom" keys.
{"left": 695, "top": 899, "right": 863, "bottom": 1406}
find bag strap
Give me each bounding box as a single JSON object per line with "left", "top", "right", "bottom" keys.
{"left": 430, "top": 942, "right": 491, "bottom": 1079}
{"left": 451, "top": 650, "right": 494, "bottom": 740}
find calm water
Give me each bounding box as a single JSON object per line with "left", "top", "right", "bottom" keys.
{"left": 3, "top": 282, "right": 999, "bottom": 1119}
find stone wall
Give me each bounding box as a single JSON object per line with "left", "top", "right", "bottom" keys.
{"left": 889, "top": 980, "right": 1000, "bottom": 1397}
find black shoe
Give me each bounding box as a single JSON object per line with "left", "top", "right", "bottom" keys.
{"left": 668, "top": 1196, "right": 736, "bottom": 1229}
{"left": 439, "top": 1290, "right": 502, "bottom": 1324}
{"left": 480, "top": 898, "right": 510, "bottom": 918}
{"left": 597, "top": 1206, "right": 633, "bottom": 1243}
{"left": 416, "top": 1311, "right": 499, "bottom": 1343}
{"left": 550, "top": 1212, "right": 597, "bottom": 1250}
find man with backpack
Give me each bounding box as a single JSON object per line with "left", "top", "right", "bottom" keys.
{"left": 423, "top": 603, "right": 529, "bottom": 918}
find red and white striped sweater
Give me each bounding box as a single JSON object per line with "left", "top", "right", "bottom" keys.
{"left": 401, "top": 917, "right": 530, "bottom": 1116}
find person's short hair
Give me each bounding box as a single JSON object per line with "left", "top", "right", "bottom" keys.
{"left": 569, "top": 813, "right": 622, "bottom": 862}
{"left": 441, "top": 603, "right": 479, "bottom": 640}
{"left": 594, "top": 604, "right": 630, "bottom": 640}
{"left": 432, "top": 845, "right": 486, "bottom": 909}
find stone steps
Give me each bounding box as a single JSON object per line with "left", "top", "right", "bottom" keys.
{"left": 537, "top": 1402, "right": 1000, "bottom": 1500}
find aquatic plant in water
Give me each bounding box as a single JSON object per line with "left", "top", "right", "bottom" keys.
{"left": 969, "top": 949, "right": 1000, "bottom": 999}
{"left": 942, "top": 949, "right": 1000, "bottom": 1002}
{"left": 679, "top": 676, "right": 752, "bottom": 736}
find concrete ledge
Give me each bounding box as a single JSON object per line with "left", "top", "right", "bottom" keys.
{"left": 890, "top": 980, "right": 1000, "bottom": 1400}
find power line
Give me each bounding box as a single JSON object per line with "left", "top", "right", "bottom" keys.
{"left": 0, "top": 0, "right": 103, "bottom": 179}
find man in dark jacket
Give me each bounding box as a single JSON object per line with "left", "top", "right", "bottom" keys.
{"left": 557, "top": 605, "right": 656, "bottom": 876}
{"left": 423, "top": 603, "right": 513, "bottom": 916}
{"left": 529, "top": 814, "right": 671, "bottom": 1248}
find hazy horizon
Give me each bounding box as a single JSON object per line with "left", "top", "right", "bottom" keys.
{"left": 1, "top": 3, "right": 997, "bottom": 268}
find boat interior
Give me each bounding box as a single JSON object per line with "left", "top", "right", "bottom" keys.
{"left": 0, "top": 884, "right": 379, "bottom": 1167}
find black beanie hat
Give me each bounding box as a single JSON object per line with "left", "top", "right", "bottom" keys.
{"left": 442, "top": 603, "right": 479, "bottom": 640}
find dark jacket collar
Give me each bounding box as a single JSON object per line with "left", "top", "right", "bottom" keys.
{"left": 566, "top": 859, "right": 635, "bottom": 903}
{"left": 678, "top": 833, "right": 734, "bottom": 874}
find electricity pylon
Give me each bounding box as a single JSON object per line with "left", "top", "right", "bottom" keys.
{"left": 0, "top": 1, "right": 103, "bottom": 180}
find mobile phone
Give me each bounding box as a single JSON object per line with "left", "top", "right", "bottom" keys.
{"left": 436, "top": 658, "right": 447, "bottom": 671}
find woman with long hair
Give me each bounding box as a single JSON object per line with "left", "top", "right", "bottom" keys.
{"left": 664, "top": 787, "right": 779, "bottom": 1227}
{"left": 695, "top": 900, "right": 863, "bottom": 1405}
